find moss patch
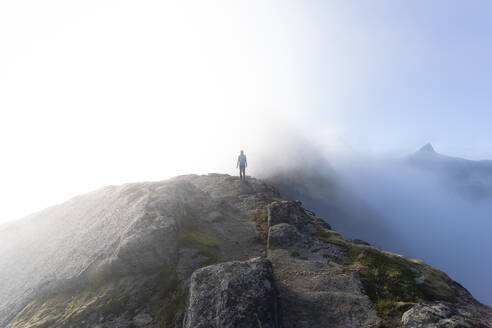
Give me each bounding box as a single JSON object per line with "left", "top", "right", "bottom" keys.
{"left": 290, "top": 249, "right": 300, "bottom": 257}
{"left": 162, "top": 283, "right": 188, "bottom": 327}
{"left": 316, "top": 228, "right": 349, "bottom": 249}
{"left": 374, "top": 299, "right": 397, "bottom": 317}
{"left": 357, "top": 250, "right": 424, "bottom": 303}
{"left": 64, "top": 296, "right": 81, "bottom": 317}
{"left": 251, "top": 209, "right": 269, "bottom": 244}
{"left": 349, "top": 249, "right": 426, "bottom": 326}
{"left": 148, "top": 269, "right": 188, "bottom": 328}
{"left": 104, "top": 294, "right": 128, "bottom": 314}
{"left": 317, "top": 230, "right": 333, "bottom": 240}
{"left": 179, "top": 231, "right": 220, "bottom": 248}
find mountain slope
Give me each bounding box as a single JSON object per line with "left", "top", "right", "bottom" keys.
{"left": 1, "top": 174, "right": 491, "bottom": 327}
{"left": 0, "top": 175, "right": 277, "bottom": 327}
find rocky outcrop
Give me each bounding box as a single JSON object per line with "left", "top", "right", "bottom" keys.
{"left": 265, "top": 200, "right": 492, "bottom": 328}
{"left": 267, "top": 200, "right": 380, "bottom": 328}
{"left": 1, "top": 174, "right": 491, "bottom": 328}
{"left": 183, "top": 258, "right": 278, "bottom": 328}
{"left": 402, "top": 302, "right": 491, "bottom": 328}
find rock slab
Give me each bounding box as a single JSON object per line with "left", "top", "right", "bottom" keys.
{"left": 402, "top": 302, "right": 492, "bottom": 328}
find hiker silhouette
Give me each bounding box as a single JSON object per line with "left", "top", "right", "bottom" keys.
{"left": 236, "top": 150, "right": 247, "bottom": 181}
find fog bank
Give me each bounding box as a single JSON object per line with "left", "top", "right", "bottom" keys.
{"left": 247, "top": 135, "right": 492, "bottom": 306}
{"left": 335, "top": 154, "right": 492, "bottom": 306}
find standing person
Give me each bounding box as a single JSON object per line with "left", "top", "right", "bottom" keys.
{"left": 236, "top": 150, "right": 247, "bottom": 181}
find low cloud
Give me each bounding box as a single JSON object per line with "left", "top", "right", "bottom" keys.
{"left": 258, "top": 136, "right": 492, "bottom": 306}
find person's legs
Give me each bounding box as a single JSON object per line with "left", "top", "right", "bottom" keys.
{"left": 240, "top": 165, "right": 245, "bottom": 180}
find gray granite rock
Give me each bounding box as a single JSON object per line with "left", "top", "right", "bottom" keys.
{"left": 402, "top": 302, "right": 491, "bottom": 328}
{"left": 268, "top": 223, "right": 300, "bottom": 248}
{"left": 183, "top": 258, "right": 278, "bottom": 328}
{"left": 132, "top": 312, "right": 153, "bottom": 327}
{"left": 268, "top": 200, "right": 316, "bottom": 234}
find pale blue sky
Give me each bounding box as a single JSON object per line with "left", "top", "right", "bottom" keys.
{"left": 0, "top": 0, "right": 491, "bottom": 221}
{"left": 296, "top": 1, "right": 492, "bottom": 159}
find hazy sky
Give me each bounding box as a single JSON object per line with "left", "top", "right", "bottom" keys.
{"left": 1, "top": 0, "right": 492, "bottom": 222}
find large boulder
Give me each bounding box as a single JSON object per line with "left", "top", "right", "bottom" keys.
{"left": 183, "top": 258, "right": 279, "bottom": 328}
{"left": 267, "top": 223, "right": 301, "bottom": 248}
{"left": 268, "top": 200, "right": 317, "bottom": 234}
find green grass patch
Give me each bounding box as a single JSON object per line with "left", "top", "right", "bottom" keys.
{"left": 251, "top": 209, "right": 269, "bottom": 244}
{"left": 348, "top": 249, "right": 360, "bottom": 262}
{"left": 179, "top": 231, "right": 220, "bottom": 248}
{"left": 14, "top": 297, "right": 47, "bottom": 324}
{"left": 359, "top": 251, "right": 423, "bottom": 302}
{"left": 290, "top": 249, "right": 300, "bottom": 257}
{"left": 316, "top": 229, "right": 348, "bottom": 249}
{"left": 162, "top": 283, "right": 188, "bottom": 327}
{"left": 178, "top": 214, "right": 220, "bottom": 249}
{"left": 317, "top": 230, "right": 333, "bottom": 241}
{"left": 317, "top": 229, "right": 344, "bottom": 241}
{"left": 374, "top": 299, "right": 397, "bottom": 317}
{"left": 349, "top": 249, "right": 426, "bottom": 323}
{"left": 64, "top": 296, "right": 81, "bottom": 317}
{"left": 148, "top": 269, "right": 188, "bottom": 328}
{"left": 104, "top": 294, "right": 128, "bottom": 314}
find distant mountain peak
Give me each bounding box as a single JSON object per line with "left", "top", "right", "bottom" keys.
{"left": 419, "top": 143, "right": 436, "bottom": 153}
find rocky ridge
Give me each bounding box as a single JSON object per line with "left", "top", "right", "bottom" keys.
{"left": 1, "top": 174, "right": 491, "bottom": 327}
